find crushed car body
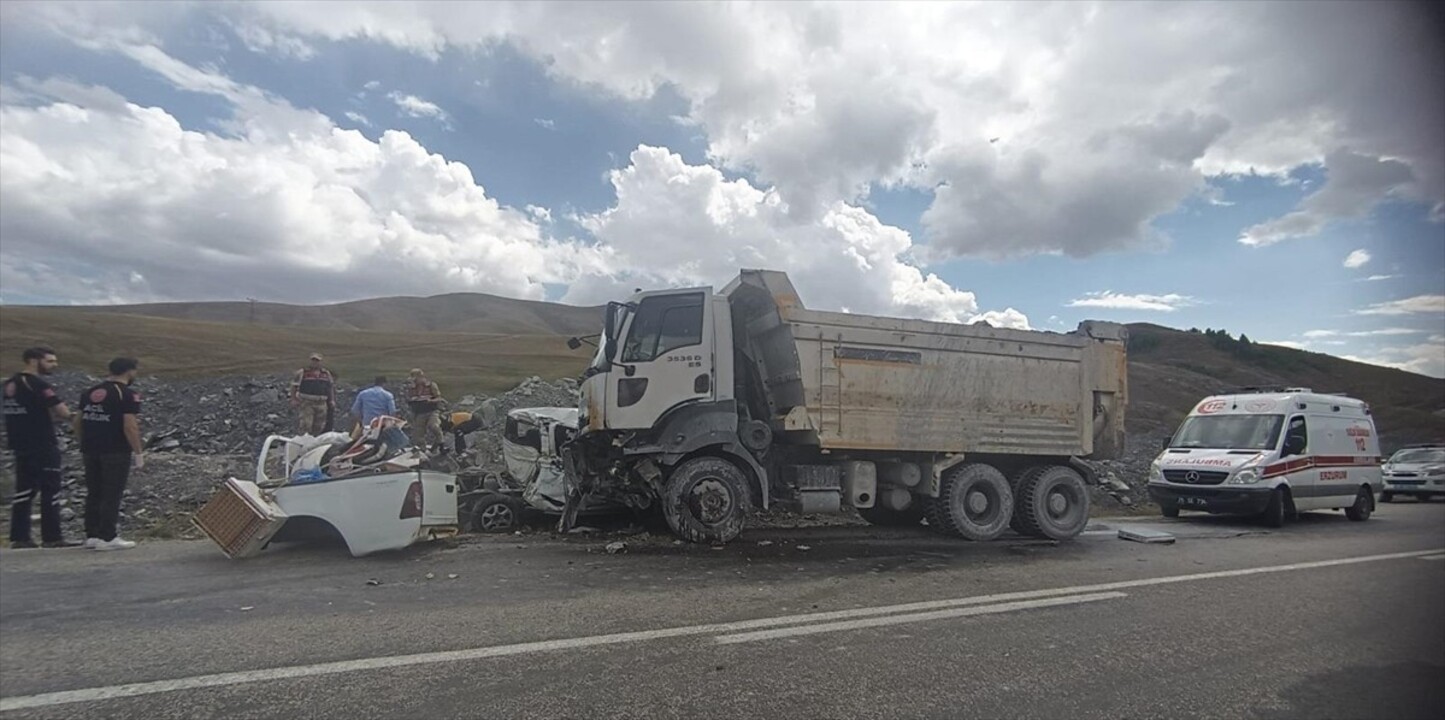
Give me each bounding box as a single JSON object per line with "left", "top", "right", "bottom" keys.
{"left": 194, "top": 416, "right": 459, "bottom": 558}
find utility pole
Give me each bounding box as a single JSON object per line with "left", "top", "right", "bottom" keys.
{"left": 247, "top": 297, "right": 256, "bottom": 324}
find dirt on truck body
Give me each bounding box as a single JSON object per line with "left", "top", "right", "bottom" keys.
{"left": 562, "top": 269, "right": 1128, "bottom": 544}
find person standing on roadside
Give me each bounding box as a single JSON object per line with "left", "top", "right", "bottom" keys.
{"left": 350, "top": 375, "right": 398, "bottom": 429}
{"left": 405, "top": 368, "right": 444, "bottom": 450}
{"left": 77, "top": 357, "right": 144, "bottom": 551}
{"left": 289, "top": 353, "right": 336, "bottom": 436}
{"left": 3, "top": 347, "right": 76, "bottom": 549}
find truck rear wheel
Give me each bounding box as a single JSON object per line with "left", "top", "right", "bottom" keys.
{"left": 1014, "top": 465, "right": 1090, "bottom": 541}
{"left": 930, "top": 463, "right": 1013, "bottom": 541}
{"left": 1009, "top": 466, "right": 1045, "bottom": 534}
{"left": 662, "top": 457, "right": 751, "bottom": 544}
{"left": 858, "top": 503, "right": 925, "bottom": 527}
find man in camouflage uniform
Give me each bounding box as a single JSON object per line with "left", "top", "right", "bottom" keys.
{"left": 289, "top": 353, "right": 336, "bottom": 436}
{"left": 405, "top": 368, "right": 444, "bottom": 450}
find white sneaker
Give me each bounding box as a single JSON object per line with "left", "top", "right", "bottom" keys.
{"left": 83, "top": 538, "right": 101, "bottom": 549}
{"left": 95, "top": 537, "right": 136, "bottom": 551}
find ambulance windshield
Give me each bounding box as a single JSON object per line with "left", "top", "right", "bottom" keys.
{"left": 1169, "top": 414, "right": 1285, "bottom": 451}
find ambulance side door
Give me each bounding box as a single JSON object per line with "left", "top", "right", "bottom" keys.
{"left": 1280, "top": 414, "right": 1322, "bottom": 509}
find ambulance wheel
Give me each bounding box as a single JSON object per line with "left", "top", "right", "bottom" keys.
{"left": 662, "top": 457, "right": 751, "bottom": 544}
{"left": 1160, "top": 504, "right": 1180, "bottom": 519}
{"left": 1345, "top": 487, "right": 1374, "bottom": 521}
{"left": 1380, "top": 492, "right": 1394, "bottom": 503}
{"left": 933, "top": 463, "right": 1013, "bottom": 541}
{"left": 1260, "top": 488, "right": 1287, "bottom": 528}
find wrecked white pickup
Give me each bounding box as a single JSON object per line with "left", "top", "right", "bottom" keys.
{"left": 194, "top": 417, "right": 458, "bottom": 558}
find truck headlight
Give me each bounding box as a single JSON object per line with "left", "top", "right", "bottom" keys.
{"left": 1149, "top": 462, "right": 1163, "bottom": 483}
{"left": 1426, "top": 467, "right": 1445, "bottom": 477}
{"left": 1228, "top": 468, "right": 1260, "bottom": 485}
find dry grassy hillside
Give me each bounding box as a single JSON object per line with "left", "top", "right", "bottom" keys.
{"left": 21, "top": 293, "right": 603, "bottom": 336}
{"left": 0, "top": 307, "right": 593, "bottom": 397}
{"left": 1125, "top": 323, "right": 1445, "bottom": 448}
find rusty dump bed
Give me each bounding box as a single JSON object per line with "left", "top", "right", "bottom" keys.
{"left": 722, "top": 270, "right": 1127, "bottom": 460}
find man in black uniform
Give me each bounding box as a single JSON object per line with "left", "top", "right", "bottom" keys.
{"left": 3, "top": 346, "right": 75, "bottom": 548}
{"left": 77, "top": 357, "right": 144, "bottom": 551}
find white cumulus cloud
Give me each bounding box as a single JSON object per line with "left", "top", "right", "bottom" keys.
{"left": 565, "top": 146, "right": 1028, "bottom": 328}
{"left": 0, "top": 31, "right": 1018, "bottom": 332}
{"left": 1355, "top": 295, "right": 1445, "bottom": 316}
{"left": 0, "top": 47, "right": 599, "bottom": 305}
{"left": 230, "top": 0, "right": 1443, "bottom": 256}
{"left": 1067, "top": 291, "right": 1197, "bottom": 313}
{"left": 387, "top": 91, "right": 449, "bottom": 124}
{"left": 1342, "top": 249, "right": 1372, "bottom": 269}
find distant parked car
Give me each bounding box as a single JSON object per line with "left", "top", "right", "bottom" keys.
{"left": 1381, "top": 444, "right": 1445, "bottom": 502}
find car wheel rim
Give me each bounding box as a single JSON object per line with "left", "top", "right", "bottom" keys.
{"left": 479, "top": 504, "right": 513, "bottom": 531}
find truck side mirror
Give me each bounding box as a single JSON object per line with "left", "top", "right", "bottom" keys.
{"left": 1161, "top": 436, "right": 1171, "bottom": 450}
{"left": 567, "top": 337, "right": 582, "bottom": 350}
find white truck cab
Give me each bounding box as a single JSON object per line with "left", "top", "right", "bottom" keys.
{"left": 1147, "top": 388, "right": 1381, "bottom": 527}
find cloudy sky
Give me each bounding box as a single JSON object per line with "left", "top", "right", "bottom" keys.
{"left": 0, "top": 1, "right": 1442, "bottom": 376}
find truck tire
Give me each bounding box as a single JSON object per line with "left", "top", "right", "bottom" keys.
{"left": 1160, "top": 503, "right": 1180, "bottom": 518}
{"left": 662, "top": 457, "right": 751, "bottom": 544}
{"left": 1014, "top": 465, "right": 1091, "bottom": 541}
{"left": 1008, "top": 466, "right": 1046, "bottom": 534}
{"left": 1380, "top": 492, "right": 1394, "bottom": 503}
{"left": 858, "top": 503, "right": 925, "bottom": 527}
{"left": 931, "top": 463, "right": 1013, "bottom": 541}
{"left": 1345, "top": 487, "right": 1374, "bottom": 521}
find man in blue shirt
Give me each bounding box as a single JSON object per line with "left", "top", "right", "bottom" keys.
{"left": 350, "top": 376, "right": 397, "bottom": 428}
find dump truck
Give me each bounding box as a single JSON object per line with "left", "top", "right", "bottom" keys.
{"left": 561, "top": 269, "right": 1128, "bottom": 544}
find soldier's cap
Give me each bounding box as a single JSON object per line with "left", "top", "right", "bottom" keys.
{"left": 409, "top": 367, "right": 424, "bottom": 376}
{"left": 309, "top": 353, "right": 323, "bottom": 361}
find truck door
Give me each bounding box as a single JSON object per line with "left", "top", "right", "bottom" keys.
{"left": 606, "top": 289, "right": 715, "bottom": 431}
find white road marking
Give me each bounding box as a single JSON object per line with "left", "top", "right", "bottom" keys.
{"left": 1419, "top": 554, "right": 1445, "bottom": 561}
{"left": 715, "top": 592, "right": 1127, "bottom": 644}
{"left": 1, "top": 546, "right": 1440, "bottom": 712}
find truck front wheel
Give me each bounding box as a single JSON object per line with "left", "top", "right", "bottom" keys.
{"left": 662, "top": 457, "right": 751, "bottom": 544}
{"left": 927, "top": 463, "right": 1014, "bottom": 541}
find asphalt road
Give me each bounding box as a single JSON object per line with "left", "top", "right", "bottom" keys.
{"left": 2, "top": 503, "right": 1443, "bottom": 720}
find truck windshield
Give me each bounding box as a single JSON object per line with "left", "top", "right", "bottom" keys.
{"left": 1169, "top": 414, "right": 1284, "bottom": 450}
{"left": 590, "top": 303, "right": 631, "bottom": 372}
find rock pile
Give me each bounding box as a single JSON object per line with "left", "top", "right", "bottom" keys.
{"left": 1083, "top": 427, "right": 1172, "bottom": 512}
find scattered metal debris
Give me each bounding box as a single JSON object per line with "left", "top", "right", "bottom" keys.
{"left": 1117, "top": 526, "right": 1175, "bottom": 544}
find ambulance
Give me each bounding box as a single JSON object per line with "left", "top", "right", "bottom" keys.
{"left": 1147, "top": 388, "right": 1381, "bottom": 527}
